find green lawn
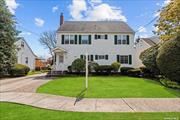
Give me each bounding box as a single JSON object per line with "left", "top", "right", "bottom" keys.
{"left": 37, "top": 76, "right": 180, "bottom": 98}
{"left": 0, "top": 102, "right": 179, "bottom": 120}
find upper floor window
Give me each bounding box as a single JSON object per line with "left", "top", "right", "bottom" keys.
{"left": 95, "top": 35, "right": 108, "bottom": 40}
{"left": 115, "top": 35, "right": 129, "bottom": 45}
{"left": 70, "top": 35, "right": 75, "bottom": 44}
{"left": 64, "top": 35, "right": 69, "bottom": 44}
{"left": 62, "top": 35, "right": 77, "bottom": 44}
{"left": 81, "top": 35, "right": 89, "bottom": 44}
{"left": 21, "top": 41, "right": 24, "bottom": 47}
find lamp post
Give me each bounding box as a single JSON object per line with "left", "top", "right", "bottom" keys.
{"left": 85, "top": 52, "right": 88, "bottom": 89}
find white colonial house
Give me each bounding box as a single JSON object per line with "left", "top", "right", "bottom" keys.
{"left": 15, "top": 39, "right": 36, "bottom": 70}
{"left": 134, "top": 36, "right": 160, "bottom": 67}
{"left": 53, "top": 14, "right": 138, "bottom": 71}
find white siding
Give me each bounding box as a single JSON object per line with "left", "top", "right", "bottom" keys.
{"left": 55, "top": 33, "right": 137, "bottom": 71}
{"left": 15, "top": 40, "right": 36, "bottom": 70}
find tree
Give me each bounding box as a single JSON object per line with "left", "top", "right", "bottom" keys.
{"left": 140, "top": 45, "right": 160, "bottom": 75}
{"left": 156, "top": 35, "right": 180, "bottom": 83}
{"left": 71, "top": 58, "right": 85, "bottom": 72}
{"left": 155, "top": 0, "right": 180, "bottom": 41}
{"left": 0, "top": 0, "right": 19, "bottom": 76}
{"left": 39, "top": 31, "right": 56, "bottom": 56}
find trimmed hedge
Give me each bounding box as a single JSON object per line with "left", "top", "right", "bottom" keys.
{"left": 94, "top": 65, "right": 113, "bottom": 74}
{"left": 127, "top": 68, "right": 142, "bottom": 77}
{"left": 10, "top": 64, "right": 30, "bottom": 77}
{"left": 157, "top": 36, "right": 180, "bottom": 83}
{"left": 120, "top": 67, "right": 134, "bottom": 75}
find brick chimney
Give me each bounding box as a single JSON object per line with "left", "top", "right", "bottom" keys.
{"left": 60, "top": 13, "right": 64, "bottom": 26}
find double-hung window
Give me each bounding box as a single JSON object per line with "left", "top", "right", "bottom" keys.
{"left": 81, "top": 35, "right": 89, "bottom": 44}
{"left": 117, "top": 35, "right": 122, "bottom": 44}
{"left": 122, "top": 35, "right": 127, "bottom": 44}
{"left": 117, "top": 55, "right": 132, "bottom": 64}
{"left": 70, "top": 35, "right": 75, "bottom": 44}
{"left": 64, "top": 35, "right": 69, "bottom": 44}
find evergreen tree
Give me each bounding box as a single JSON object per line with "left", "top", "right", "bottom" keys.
{"left": 0, "top": 0, "right": 19, "bottom": 76}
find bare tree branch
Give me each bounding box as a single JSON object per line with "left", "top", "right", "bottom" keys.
{"left": 39, "top": 31, "right": 56, "bottom": 56}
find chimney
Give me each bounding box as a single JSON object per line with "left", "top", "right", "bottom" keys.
{"left": 60, "top": 13, "right": 64, "bottom": 26}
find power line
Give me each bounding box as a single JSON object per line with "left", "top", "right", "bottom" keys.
{"left": 135, "top": 16, "right": 159, "bottom": 33}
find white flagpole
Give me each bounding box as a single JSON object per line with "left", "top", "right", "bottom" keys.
{"left": 85, "top": 52, "right": 88, "bottom": 89}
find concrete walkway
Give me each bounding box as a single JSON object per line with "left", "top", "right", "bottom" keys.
{"left": 0, "top": 74, "right": 180, "bottom": 112}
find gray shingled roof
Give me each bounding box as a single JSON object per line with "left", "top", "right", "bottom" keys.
{"left": 57, "top": 21, "right": 134, "bottom": 33}
{"left": 141, "top": 36, "right": 160, "bottom": 46}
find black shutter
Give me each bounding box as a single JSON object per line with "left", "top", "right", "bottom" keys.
{"left": 105, "top": 35, "right": 108, "bottom": 39}
{"left": 54, "top": 54, "right": 56, "bottom": 62}
{"left": 75, "top": 35, "right": 77, "bottom": 44}
{"left": 88, "top": 55, "right": 90, "bottom": 61}
{"left": 89, "top": 35, "right": 91, "bottom": 44}
{"left": 79, "top": 35, "right": 81, "bottom": 44}
{"left": 95, "top": 35, "right": 97, "bottom": 39}
{"left": 114, "top": 35, "right": 117, "bottom": 45}
{"left": 129, "top": 55, "right": 132, "bottom": 64}
{"left": 98, "top": 35, "right": 101, "bottom": 39}
{"left": 117, "top": 55, "right": 119, "bottom": 62}
{"left": 91, "top": 55, "right": 93, "bottom": 61}
{"left": 127, "top": 35, "right": 129, "bottom": 44}
{"left": 105, "top": 55, "right": 108, "bottom": 60}
{"left": 61, "top": 35, "right": 64, "bottom": 44}
{"left": 80, "top": 55, "right": 83, "bottom": 59}
{"left": 95, "top": 55, "right": 98, "bottom": 60}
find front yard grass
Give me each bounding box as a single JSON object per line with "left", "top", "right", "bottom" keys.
{"left": 37, "top": 76, "right": 180, "bottom": 98}
{"left": 0, "top": 102, "right": 179, "bottom": 120}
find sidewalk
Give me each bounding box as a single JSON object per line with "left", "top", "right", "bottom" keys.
{"left": 0, "top": 92, "right": 180, "bottom": 112}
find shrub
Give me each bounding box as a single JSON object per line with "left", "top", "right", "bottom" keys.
{"left": 120, "top": 67, "right": 134, "bottom": 75}
{"left": 94, "top": 65, "right": 113, "bottom": 74}
{"left": 111, "top": 62, "right": 121, "bottom": 72}
{"left": 88, "top": 62, "right": 99, "bottom": 72}
{"left": 67, "top": 66, "right": 72, "bottom": 72}
{"left": 139, "top": 66, "right": 153, "bottom": 78}
{"left": 140, "top": 45, "right": 160, "bottom": 75}
{"left": 160, "top": 79, "right": 180, "bottom": 89}
{"left": 71, "top": 58, "right": 85, "bottom": 72}
{"left": 157, "top": 36, "right": 180, "bottom": 83}
{"left": 10, "top": 64, "right": 30, "bottom": 77}
{"left": 127, "top": 68, "right": 142, "bottom": 77}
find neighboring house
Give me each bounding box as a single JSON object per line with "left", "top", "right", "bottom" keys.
{"left": 134, "top": 36, "right": 160, "bottom": 67}
{"left": 53, "top": 14, "right": 137, "bottom": 71}
{"left": 15, "top": 39, "right": 36, "bottom": 70}
{"left": 35, "top": 58, "right": 46, "bottom": 70}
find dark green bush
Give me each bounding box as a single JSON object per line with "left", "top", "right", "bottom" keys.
{"left": 67, "top": 66, "right": 72, "bottom": 72}
{"left": 140, "top": 45, "right": 160, "bottom": 75}
{"left": 139, "top": 66, "right": 154, "bottom": 78}
{"left": 127, "top": 68, "right": 142, "bottom": 77}
{"left": 111, "top": 62, "right": 121, "bottom": 72}
{"left": 10, "top": 64, "right": 30, "bottom": 77}
{"left": 71, "top": 58, "right": 85, "bottom": 72}
{"left": 94, "top": 65, "right": 113, "bottom": 73}
{"left": 88, "top": 62, "right": 99, "bottom": 72}
{"left": 157, "top": 36, "right": 180, "bottom": 83}
{"left": 120, "top": 67, "right": 134, "bottom": 75}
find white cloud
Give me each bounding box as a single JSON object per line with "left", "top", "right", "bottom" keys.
{"left": 5, "top": 0, "right": 19, "bottom": 14}
{"left": 34, "top": 18, "right": 45, "bottom": 27}
{"left": 69, "top": 0, "right": 127, "bottom": 22}
{"left": 19, "top": 32, "right": 32, "bottom": 36}
{"left": 52, "top": 6, "right": 58, "bottom": 13}
{"left": 156, "top": 2, "right": 160, "bottom": 6}
{"left": 138, "top": 26, "right": 147, "bottom": 33}
{"left": 163, "top": 0, "right": 171, "bottom": 6}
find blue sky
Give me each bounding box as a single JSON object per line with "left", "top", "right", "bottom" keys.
{"left": 5, "top": 0, "right": 169, "bottom": 58}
